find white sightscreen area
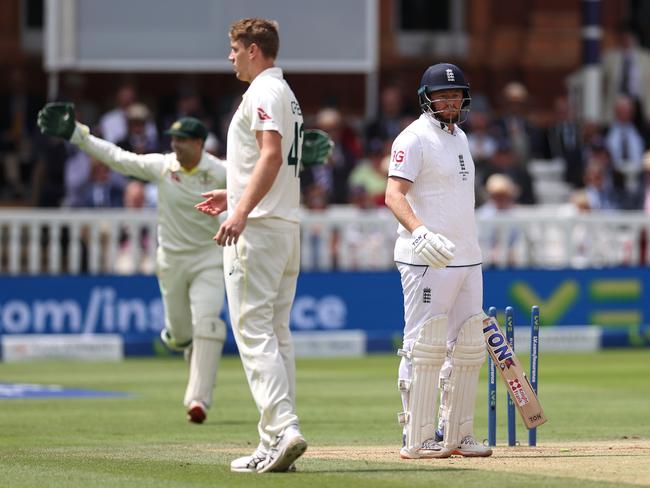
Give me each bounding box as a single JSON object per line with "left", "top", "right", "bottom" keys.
{"left": 45, "top": 0, "right": 378, "bottom": 73}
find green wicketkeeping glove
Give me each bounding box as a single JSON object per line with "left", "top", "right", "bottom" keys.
{"left": 302, "top": 129, "right": 334, "bottom": 167}
{"left": 37, "top": 102, "right": 76, "bottom": 140}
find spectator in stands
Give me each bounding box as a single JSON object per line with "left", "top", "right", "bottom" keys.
{"left": 544, "top": 95, "right": 584, "bottom": 188}
{"left": 493, "top": 81, "right": 544, "bottom": 165}
{"left": 348, "top": 138, "right": 389, "bottom": 208}
{"left": 567, "top": 189, "right": 596, "bottom": 268}
{"left": 0, "top": 68, "right": 42, "bottom": 201}
{"left": 476, "top": 173, "right": 523, "bottom": 266}
{"left": 583, "top": 161, "right": 617, "bottom": 210}
{"left": 602, "top": 26, "right": 650, "bottom": 142}
{"left": 301, "top": 107, "right": 358, "bottom": 204}
{"left": 366, "top": 84, "right": 413, "bottom": 144}
{"left": 466, "top": 109, "right": 499, "bottom": 205}
{"left": 62, "top": 143, "right": 92, "bottom": 207}
{"left": 605, "top": 95, "right": 647, "bottom": 195}
{"left": 98, "top": 82, "right": 158, "bottom": 144}
{"left": 117, "top": 103, "right": 159, "bottom": 154}
{"left": 579, "top": 119, "right": 607, "bottom": 186}
{"left": 114, "top": 103, "right": 161, "bottom": 206}
{"left": 482, "top": 139, "right": 536, "bottom": 204}
{"left": 114, "top": 180, "right": 154, "bottom": 274}
{"left": 467, "top": 109, "right": 498, "bottom": 169}
{"left": 75, "top": 157, "right": 126, "bottom": 208}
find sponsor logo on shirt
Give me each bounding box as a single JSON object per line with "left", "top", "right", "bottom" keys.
{"left": 458, "top": 154, "right": 469, "bottom": 181}
{"left": 423, "top": 287, "right": 431, "bottom": 304}
{"left": 392, "top": 150, "right": 405, "bottom": 165}
{"left": 257, "top": 107, "right": 272, "bottom": 121}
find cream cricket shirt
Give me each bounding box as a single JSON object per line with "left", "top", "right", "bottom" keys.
{"left": 388, "top": 114, "right": 482, "bottom": 267}
{"left": 71, "top": 127, "right": 227, "bottom": 255}
{"left": 226, "top": 67, "right": 303, "bottom": 223}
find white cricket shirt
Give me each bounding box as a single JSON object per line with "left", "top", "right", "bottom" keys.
{"left": 72, "top": 127, "right": 227, "bottom": 255}
{"left": 388, "top": 114, "right": 482, "bottom": 267}
{"left": 226, "top": 67, "right": 303, "bottom": 223}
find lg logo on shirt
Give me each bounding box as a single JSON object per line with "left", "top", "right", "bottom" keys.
{"left": 392, "top": 150, "right": 405, "bottom": 164}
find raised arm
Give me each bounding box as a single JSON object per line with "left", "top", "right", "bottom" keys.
{"left": 38, "top": 102, "right": 167, "bottom": 182}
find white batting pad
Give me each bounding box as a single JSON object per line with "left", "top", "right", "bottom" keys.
{"left": 398, "top": 315, "right": 447, "bottom": 454}
{"left": 440, "top": 313, "right": 486, "bottom": 449}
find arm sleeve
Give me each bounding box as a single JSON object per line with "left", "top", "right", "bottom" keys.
{"left": 71, "top": 123, "right": 167, "bottom": 182}
{"left": 248, "top": 83, "right": 284, "bottom": 136}
{"left": 388, "top": 130, "right": 423, "bottom": 182}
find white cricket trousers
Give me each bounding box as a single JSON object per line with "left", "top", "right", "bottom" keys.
{"left": 224, "top": 218, "right": 300, "bottom": 449}
{"left": 396, "top": 264, "right": 483, "bottom": 407}
{"left": 157, "top": 245, "right": 226, "bottom": 408}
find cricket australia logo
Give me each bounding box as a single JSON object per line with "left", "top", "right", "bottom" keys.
{"left": 423, "top": 287, "right": 431, "bottom": 304}
{"left": 446, "top": 69, "right": 455, "bottom": 82}
{"left": 458, "top": 154, "right": 469, "bottom": 181}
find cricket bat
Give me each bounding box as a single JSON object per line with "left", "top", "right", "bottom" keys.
{"left": 482, "top": 315, "right": 547, "bottom": 429}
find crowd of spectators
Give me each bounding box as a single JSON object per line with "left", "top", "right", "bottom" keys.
{"left": 2, "top": 29, "right": 650, "bottom": 218}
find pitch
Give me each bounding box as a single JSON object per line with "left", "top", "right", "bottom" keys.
{"left": 1, "top": 350, "right": 649, "bottom": 487}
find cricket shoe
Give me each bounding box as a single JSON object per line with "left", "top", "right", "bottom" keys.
{"left": 400, "top": 437, "right": 453, "bottom": 459}
{"left": 231, "top": 446, "right": 267, "bottom": 473}
{"left": 186, "top": 400, "right": 206, "bottom": 424}
{"left": 231, "top": 447, "right": 297, "bottom": 474}
{"left": 452, "top": 435, "right": 493, "bottom": 457}
{"left": 257, "top": 425, "right": 307, "bottom": 473}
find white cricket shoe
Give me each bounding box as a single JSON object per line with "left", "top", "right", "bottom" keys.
{"left": 257, "top": 425, "right": 307, "bottom": 473}
{"left": 400, "top": 437, "right": 453, "bottom": 459}
{"left": 452, "top": 435, "right": 493, "bottom": 457}
{"left": 186, "top": 400, "right": 206, "bottom": 424}
{"left": 231, "top": 445, "right": 268, "bottom": 473}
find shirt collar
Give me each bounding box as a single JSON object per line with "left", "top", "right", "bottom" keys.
{"left": 250, "top": 66, "right": 283, "bottom": 88}
{"left": 423, "top": 113, "right": 455, "bottom": 135}
{"left": 173, "top": 152, "right": 208, "bottom": 174}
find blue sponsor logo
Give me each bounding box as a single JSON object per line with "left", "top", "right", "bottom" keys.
{"left": 482, "top": 318, "right": 513, "bottom": 363}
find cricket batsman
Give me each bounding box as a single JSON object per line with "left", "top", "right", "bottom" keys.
{"left": 385, "top": 63, "right": 493, "bottom": 459}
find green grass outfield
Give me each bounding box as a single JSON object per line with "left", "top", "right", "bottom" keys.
{"left": 1, "top": 350, "right": 649, "bottom": 487}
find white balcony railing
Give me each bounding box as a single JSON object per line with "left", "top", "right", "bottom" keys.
{"left": 0, "top": 206, "right": 648, "bottom": 274}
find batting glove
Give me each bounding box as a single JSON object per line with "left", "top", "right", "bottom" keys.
{"left": 411, "top": 225, "right": 455, "bottom": 268}
{"left": 302, "top": 129, "right": 334, "bottom": 167}
{"left": 37, "top": 102, "right": 76, "bottom": 140}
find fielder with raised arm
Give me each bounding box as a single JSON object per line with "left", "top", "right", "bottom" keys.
{"left": 385, "top": 63, "right": 492, "bottom": 459}
{"left": 37, "top": 107, "right": 227, "bottom": 425}
{"left": 196, "top": 18, "right": 332, "bottom": 474}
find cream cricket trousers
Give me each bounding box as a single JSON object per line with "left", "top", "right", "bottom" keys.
{"left": 157, "top": 245, "right": 226, "bottom": 408}
{"left": 224, "top": 218, "right": 300, "bottom": 449}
